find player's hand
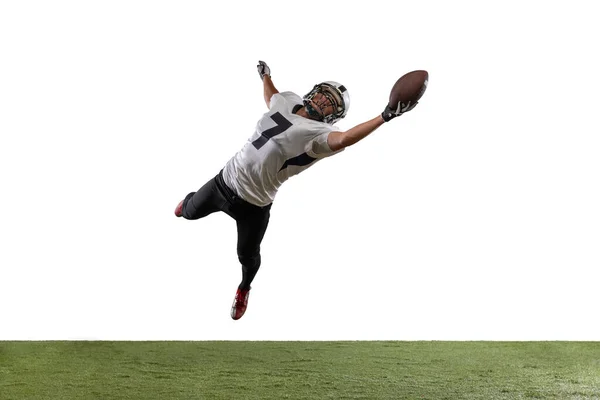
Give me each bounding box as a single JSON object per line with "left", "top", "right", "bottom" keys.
{"left": 381, "top": 100, "right": 418, "bottom": 122}
{"left": 257, "top": 60, "right": 271, "bottom": 80}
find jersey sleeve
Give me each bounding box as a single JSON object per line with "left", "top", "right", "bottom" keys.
{"left": 306, "top": 130, "right": 345, "bottom": 159}
{"left": 269, "top": 91, "right": 303, "bottom": 113}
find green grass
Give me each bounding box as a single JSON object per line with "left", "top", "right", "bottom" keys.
{"left": 1, "top": 342, "right": 599, "bottom": 399}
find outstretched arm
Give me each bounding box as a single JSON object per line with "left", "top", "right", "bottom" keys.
{"left": 327, "top": 115, "right": 385, "bottom": 151}
{"left": 257, "top": 61, "right": 279, "bottom": 108}
{"left": 262, "top": 75, "right": 279, "bottom": 108}
{"left": 327, "top": 98, "right": 419, "bottom": 151}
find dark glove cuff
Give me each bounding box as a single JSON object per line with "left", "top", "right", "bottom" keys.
{"left": 381, "top": 109, "right": 396, "bottom": 122}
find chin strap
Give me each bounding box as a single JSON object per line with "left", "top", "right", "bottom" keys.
{"left": 292, "top": 104, "right": 303, "bottom": 114}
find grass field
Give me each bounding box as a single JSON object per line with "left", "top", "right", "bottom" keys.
{"left": 1, "top": 341, "right": 599, "bottom": 399}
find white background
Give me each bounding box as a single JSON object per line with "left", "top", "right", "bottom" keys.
{"left": 1, "top": 0, "right": 598, "bottom": 340}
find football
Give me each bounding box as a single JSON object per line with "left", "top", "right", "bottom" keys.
{"left": 388, "top": 70, "right": 429, "bottom": 109}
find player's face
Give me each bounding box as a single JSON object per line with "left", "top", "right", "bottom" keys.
{"left": 310, "top": 92, "right": 335, "bottom": 118}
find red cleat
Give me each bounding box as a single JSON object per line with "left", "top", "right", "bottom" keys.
{"left": 231, "top": 287, "right": 251, "bottom": 320}
{"left": 174, "top": 200, "right": 184, "bottom": 217}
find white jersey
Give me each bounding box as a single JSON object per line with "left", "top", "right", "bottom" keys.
{"left": 222, "top": 91, "right": 344, "bottom": 207}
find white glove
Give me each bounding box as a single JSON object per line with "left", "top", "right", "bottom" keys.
{"left": 257, "top": 60, "right": 271, "bottom": 80}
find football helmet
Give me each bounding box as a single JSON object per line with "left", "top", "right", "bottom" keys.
{"left": 303, "top": 81, "right": 350, "bottom": 124}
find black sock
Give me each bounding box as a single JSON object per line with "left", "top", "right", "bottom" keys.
{"left": 239, "top": 265, "right": 259, "bottom": 290}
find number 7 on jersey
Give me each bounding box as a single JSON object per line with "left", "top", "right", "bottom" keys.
{"left": 252, "top": 112, "right": 292, "bottom": 150}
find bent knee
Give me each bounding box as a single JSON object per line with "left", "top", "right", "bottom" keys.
{"left": 238, "top": 252, "right": 261, "bottom": 269}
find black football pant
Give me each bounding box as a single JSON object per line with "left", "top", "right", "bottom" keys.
{"left": 181, "top": 170, "right": 272, "bottom": 290}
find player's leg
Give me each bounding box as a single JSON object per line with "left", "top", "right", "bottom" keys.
{"left": 229, "top": 203, "right": 272, "bottom": 320}
{"left": 175, "top": 174, "right": 226, "bottom": 220}
{"left": 213, "top": 171, "right": 271, "bottom": 281}
{"left": 236, "top": 206, "right": 271, "bottom": 289}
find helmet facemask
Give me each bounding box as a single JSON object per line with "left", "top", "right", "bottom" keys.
{"left": 303, "top": 83, "right": 347, "bottom": 124}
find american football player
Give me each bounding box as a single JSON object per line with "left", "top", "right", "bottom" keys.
{"left": 175, "top": 61, "right": 416, "bottom": 320}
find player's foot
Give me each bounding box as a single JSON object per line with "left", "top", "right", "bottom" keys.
{"left": 231, "top": 287, "right": 251, "bottom": 320}
{"left": 174, "top": 200, "right": 184, "bottom": 217}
